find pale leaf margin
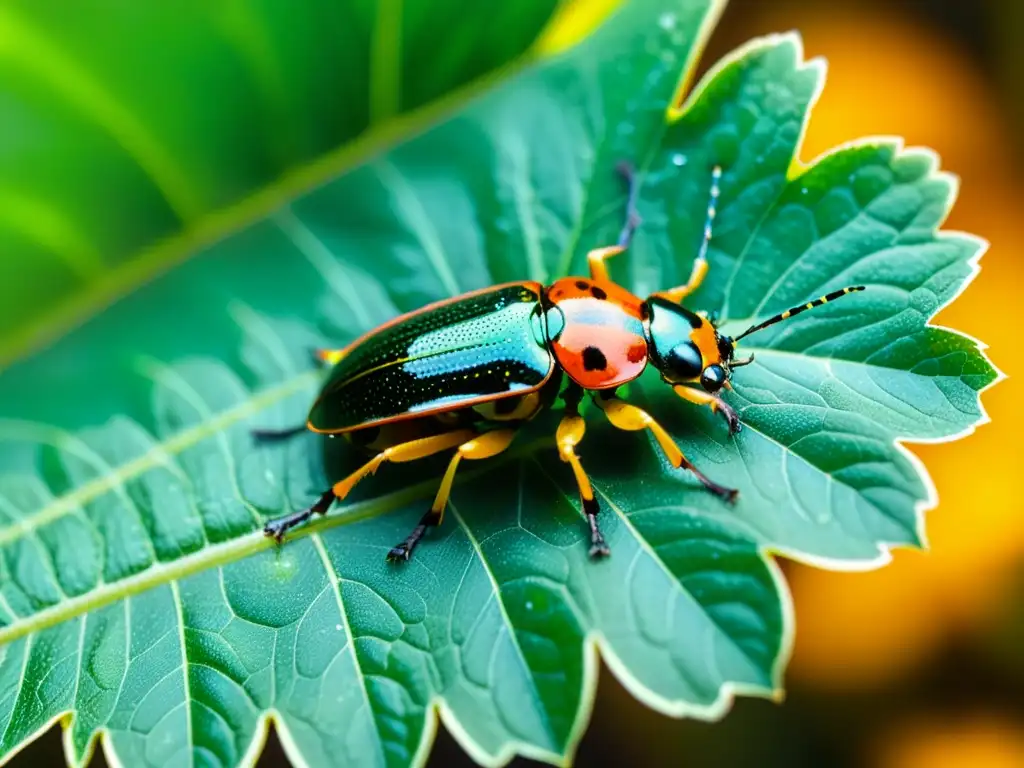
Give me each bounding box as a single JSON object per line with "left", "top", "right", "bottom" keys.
{"left": 775, "top": 135, "right": 1004, "bottom": 572}
{"left": 0, "top": 12, "right": 1004, "bottom": 768}
{"left": 669, "top": 30, "right": 1003, "bottom": 573}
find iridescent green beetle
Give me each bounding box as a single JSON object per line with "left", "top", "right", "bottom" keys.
{"left": 256, "top": 164, "right": 865, "bottom": 561}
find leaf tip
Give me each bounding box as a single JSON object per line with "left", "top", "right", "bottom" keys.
{"left": 532, "top": 0, "right": 625, "bottom": 56}
{"left": 670, "top": 28, "right": 813, "bottom": 121}
{"left": 664, "top": 0, "right": 733, "bottom": 117}
{"left": 803, "top": 54, "right": 829, "bottom": 82}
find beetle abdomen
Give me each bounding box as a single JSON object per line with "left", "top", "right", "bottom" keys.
{"left": 309, "top": 282, "right": 554, "bottom": 432}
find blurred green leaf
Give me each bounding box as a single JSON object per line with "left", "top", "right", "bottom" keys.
{"left": 0, "top": 0, "right": 563, "bottom": 365}
{"left": 0, "top": 0, "right": 999, "bottom": 767}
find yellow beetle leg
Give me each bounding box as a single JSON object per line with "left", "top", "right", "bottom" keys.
{"left": 673, "top": 384, "right": 741, "bottom": 434}
{"left": 596, "top": 396, "right": 737, "bottom": 502}
{"left": 586, "top": 245, "right": 626, "bottom": 283}
{"left": 655, "top": 257, "right": 709, "bottom": 303}
{"left": 387, "top": 428, "right": 519, "bottom": 562}
{"left": 263, "top": 429, "right": 476, "bottom": 542}
{"left": 585, "top": 161, "right": 645, "bottom": 284}
{"left": 556, "top": 411, "right": 610, "bottom": 558}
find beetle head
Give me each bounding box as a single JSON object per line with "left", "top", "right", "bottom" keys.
{"left": 642, "top": 295, "right": 749, "bottom": 394}
{"left": 645, "top": 284, "right": 867, "bottom": 393}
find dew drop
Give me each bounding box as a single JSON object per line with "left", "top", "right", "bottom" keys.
{"left": 336, "top": 624, "right": 343, "bottom": 631}
{"left": 671, "top": 153, "right": 687, "bottom": 167}
{"left": 658, "top": 12, "right": 677, "bottom": 30}
{"left": 525, "top": 601, "right": 534, "bottom": 611}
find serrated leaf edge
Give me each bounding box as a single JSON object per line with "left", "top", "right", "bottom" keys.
{"left": 666, "top": 28, "right": 1004, "bottom": 572}
{"left": 1, "top": 11, "right": 1001, "bottom": 768}
{"left": 774, "top": 136, "right": 1002, "bottom": 570}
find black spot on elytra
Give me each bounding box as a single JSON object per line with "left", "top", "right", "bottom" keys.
{"left": 582, "top": 346, "right": 608, "bottom": 372}
{"left": 590, "top": 286, "right": 607, "bottom": 300}
{"left": 575, "top": 280, "right": 589, "bottom": 290}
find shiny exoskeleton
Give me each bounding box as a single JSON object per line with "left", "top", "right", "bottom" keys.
{"left": 256, "top": 163, "right": 866, "bottom": 561}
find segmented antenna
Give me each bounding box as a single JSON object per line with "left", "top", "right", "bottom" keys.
{"left": 695, "top": 165, "right": 722, "bottom": 266}
{"left": 734, "top": 286, "right": 866, "bottom": 341}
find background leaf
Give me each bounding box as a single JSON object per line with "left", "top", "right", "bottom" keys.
{"left": 0, "top": 0, "right": 565, "bottom": 366}
{"left": 0, "top": 0, "right": 998, "bottom": 767}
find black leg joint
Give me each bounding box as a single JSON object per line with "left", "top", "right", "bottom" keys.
{"left": 387, "top": 509, "right": 444, "bottom": 563}
{"left": 252, "top": 424, "right": 309, "bottom": 444}
{"left": 263, "top": 488, "right": 337, "bottom": 542}
{"left": 561, "top": 381, "right": 585, "bottom": 415}
{"left": 582, "top": 495, "right": 610, "bottom": 559}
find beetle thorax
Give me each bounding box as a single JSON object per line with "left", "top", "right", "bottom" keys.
{"left": 543, "top": 277, "right": 649, "bottom": 389}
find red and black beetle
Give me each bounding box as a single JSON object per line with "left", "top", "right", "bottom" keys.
{"left": 256, "top": 164, "right": 865, "bottom": 561}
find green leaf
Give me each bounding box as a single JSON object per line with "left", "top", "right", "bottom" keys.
{"left": 0, "top": 0, "right": 563, "bottom": 365}
{"left": 0, "top": 1, "right": 1000, "bottom": 768}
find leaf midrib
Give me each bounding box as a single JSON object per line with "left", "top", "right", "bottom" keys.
{"left": 0, "top": 369, "right": 320, "bottom": 548}
{"left": 0, "top": 341, "right": 939, "bottom": 568}
{"left": 448, "top": 498, "right": 560, "bottom": 752}
{"left": 741, "top": 346, "right": 978, "bottom": 385}
{"left": 0, "top": 436, "right": 560, "bottom": 646}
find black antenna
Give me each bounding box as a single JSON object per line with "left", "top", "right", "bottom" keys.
{"left": 734, "top": 286, "right": 866, "bottom": 342}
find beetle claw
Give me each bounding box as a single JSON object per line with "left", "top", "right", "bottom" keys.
{"left": 589, "top": 538, "right": 611, "bottom": 559}
{"left": 716, "top": 401, "right": 741, "bottom": 435}
{"left": 264, "top": 521, "right": 288, "bottom": 543}
{"left": 386, "top": 545, "right": 412, "bottom": 563}
{"left": 698, "top": 476, "right": 739, "bottom": 505}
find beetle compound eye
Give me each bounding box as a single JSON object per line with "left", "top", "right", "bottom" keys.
{"left": 717, "top": 335, "right": 735, "bottom": 361}
{"left": 700, "top": 364, "right": 726, "bottom": 392}
{"left": 665, "top": 341, "right": 703, "bottom": 381}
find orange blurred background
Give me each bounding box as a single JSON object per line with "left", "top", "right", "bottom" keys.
{"left": 556, "top": 2, "right": 1024, "bottom": 767}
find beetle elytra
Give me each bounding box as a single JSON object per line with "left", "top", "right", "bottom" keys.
{"left": 256, "top": 163, "right": 865, "bottom": 561}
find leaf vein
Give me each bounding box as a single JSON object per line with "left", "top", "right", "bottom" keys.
{"left": 373, "top": 159, "right": 461, "bottom": 297}
{"left": 448, "top": 501, "right": 559, "bottom": 749}
{"left": 311, "top": 533, "right": 386, "bottom": 767}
